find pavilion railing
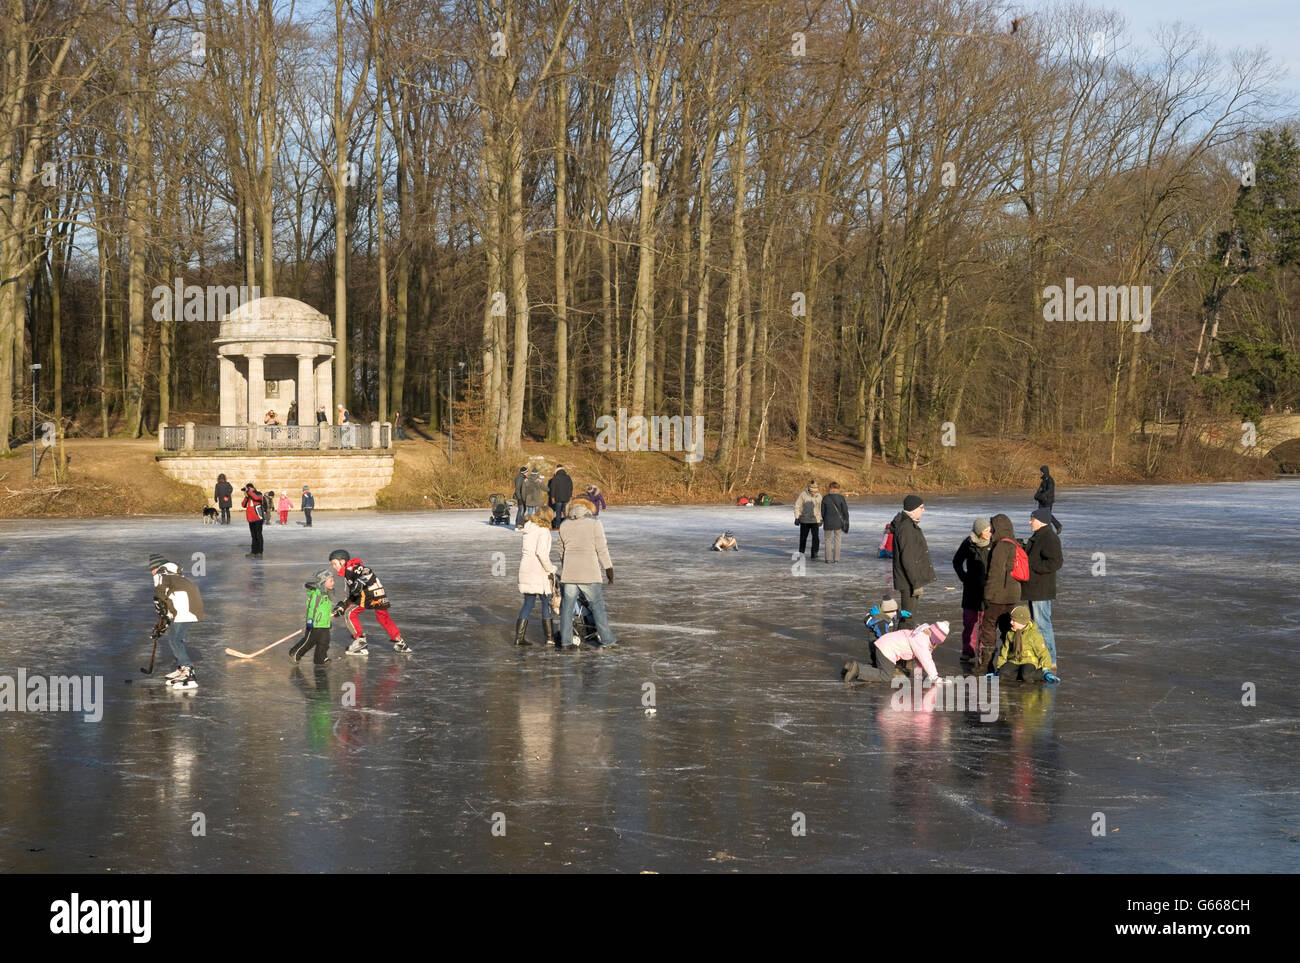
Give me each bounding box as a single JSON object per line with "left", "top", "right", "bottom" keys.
{"left": 159, "top": 422, "right": 391, "bottom": 452}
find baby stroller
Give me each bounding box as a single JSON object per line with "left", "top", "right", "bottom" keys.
{"left": 488, "top": 493, "right": 512, "bottom": 525}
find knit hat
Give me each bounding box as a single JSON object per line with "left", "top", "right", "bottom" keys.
{"left": 314, "top": 569, "right": 334, "bottom": 588}
{"left": 302, "top": 485, "right": 310, "bottom": 491}
{"left": 148, "top": 553, "right": 170, "bottom": 571}
{"left": 1031, "top": 506, "right": 1053, "bottom": 525}
{"left": 973, "top": 516, "right": 990, "bottom": 535}
{"left": 1011, "top": 604, "right": 1032, "bottom": 624}
{"left": 903, "top": 494, "right": 924, "bottom": 512}
{"left": 926, "top": 621, "right": 950, "bottom": 644}
{"left": 879, "top": 597, "right": 899, "bottom": 615}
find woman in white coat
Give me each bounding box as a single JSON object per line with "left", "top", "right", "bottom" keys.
{"left": 516, "top": 506, "right": 557, "bottom": 645}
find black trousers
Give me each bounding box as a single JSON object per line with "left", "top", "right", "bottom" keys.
{"left": 249, "top": 520, "right": 264, "bottom": 555}
{"left": 799, "top": 523, "right": 820, "bottom": 556}
{"left": 219, "top": 505, "right": 230, "bottom": 524}
{"left": 303, "top": 507, "right": 312, "bottom": 527}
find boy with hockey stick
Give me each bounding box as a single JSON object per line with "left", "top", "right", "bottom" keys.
{"left": 290, "top": 569, "right": 335, "bottom": 664}
{"left": 148, "top": 554, "right": 205, "bottom": 689}
{"left": 328, "top": 549, "right": 410, "bottom": 655}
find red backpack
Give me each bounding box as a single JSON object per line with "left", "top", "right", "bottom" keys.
{"left": 1003, "top": 538, "right": 1030, "bottom": 582}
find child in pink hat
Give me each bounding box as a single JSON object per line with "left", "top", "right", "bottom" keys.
{"left": 845, "top": 621, "right": 949, "bottom": 685}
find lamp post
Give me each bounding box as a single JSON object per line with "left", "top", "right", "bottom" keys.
{"left": 30, "top": 363, "right": 41, "bottom": 478}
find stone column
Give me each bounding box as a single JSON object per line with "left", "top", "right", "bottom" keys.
{"left": 158, "top": 423, "right": 167, "bottom": 451}
{"left": 219, "top": 355, "right": 238, "bottom": 424}
{"left": 315, "top": 356, "right": 333, "bottom": 423}
{"left": 297, "top": 354, "right": 315, "bottom": 428}
{"left": 247, "top": 353, "right": 265, "bottom": 424}
{"left": 184, "top": 422, "right": 196, "bottom": 450}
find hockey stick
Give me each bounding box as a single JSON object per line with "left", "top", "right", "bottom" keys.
{"left": 225, "top": 630, "right": 300, "bottom": 660}
{"left": 141, "top": 615, "right": 167, "bottom": 674}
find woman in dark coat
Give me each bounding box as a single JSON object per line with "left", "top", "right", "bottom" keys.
{"left": 952, "top": 517, "right": 991, "bottom": 663}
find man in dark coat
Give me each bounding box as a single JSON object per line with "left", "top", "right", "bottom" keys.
{"left": 548, "top": 465, "right": 574, "bottom": 528}
{"left": 1033, "top": 465, "right": 1063, "bottom": 533}
{"left": 1024, "top": 506, "right": 1063, "bottom": 666}
{"left": 820, "top": 482, "right": 850, "bottom": 563}
{"left": 891, "top": 494, "right": 935, "bottom": 605}
{"left": 214, "top": 473, "right": 233, "bottom": 525}
{"left": 513, "top": 466, "right": 528, "bottom": 528}
{"left": 979, "top": 513, "right": 1021, "bottom": 670}
{"left": 952, "top": 516, "right": 991, "bottom": 664}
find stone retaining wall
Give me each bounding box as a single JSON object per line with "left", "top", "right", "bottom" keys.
{"left": 157, "top": 451, "right": 395, "bottom": 509}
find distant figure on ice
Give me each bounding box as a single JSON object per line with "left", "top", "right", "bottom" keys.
{"left": 300, "top": 485, "right": 314, "bottom": 527}
{"left": 1033, "top": 465, "right": 1063, "bottom": 533}
{"left": 585, "top": 485, "right": 607, "bottom": 515}
{"left": 548, "top": 464, "right": 573, "bottom": 527}
{"left": 264, "top": 489, "right": 277, "bottom": 524}
{"left": 149, "top": 554, "right": 204, "bottom": 689}
{"left": 711, "top": 531, "right": 739, "bottom": 551}
{"left": 793, "top": 479, "right": 823, "bottom": 559}
{"left": 891, "top": 495, "right": 935, "bottom": 606}
{"left": 843, "top": 621, "right": 949, "bottom": 686}
{"left": 512, "top": 466, "right": 528, "bottom": 528}
{"left": 214, "top": 473, "right": 233, "bottom": 525}
{"left": 328, "top": 549, "right": 410, "bottom": 655}
{"left": 277, "top": 491, "right": 293, "bottom": 525}
{"left": 242, "top": 482, "right": 265, "bottom": 557}
{"left": 1024, "top": 507, "right": 1063, "bottom": 667}
{"left": 290, "top": 569, "right": 334, "bottom": 665}
{"left": 557, "top": 498, "right": 617, "bottom": 648}
{"left": 523, "top": 469, "right": 548, "bottom": 528}
{"left": 990, "top": 605, "right": 1060, "bottom": 684}
{"left": 953, "top": 516, "right": 992, "bottom": 665}
{"left": 515, "top": 506, "right": 557, "bottom": 646}
{"left": 820, "top": 481, "right": 849, "bottom": 563}
{"left": 979, "top": 513, "right": 1023, "bottom": 670}
{"left": 877, "top": 521, "right": 894, "bottom": 558}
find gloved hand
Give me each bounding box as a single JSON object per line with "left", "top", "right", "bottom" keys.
{"left": 331, "top": 601, "right": 345, "bottom": 618}
{"left": 153, "top": 598, "right": 168, "bottom": 617}
{"left": 986, "top": 667, "right": 1000, "bottom": 677}
{"left": 605, "top": 568, "right": 614, "bottom": 584}
{"left": 900, "top": 609, "right": 912, "bottom": 619}
{"left": 1043, "top": 671, "right": 1061, "bottom": 684}
{"left": 912, "top": 588, "right": 923, "bottom": 599}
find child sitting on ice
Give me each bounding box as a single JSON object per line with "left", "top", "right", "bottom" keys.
{"left": 990, "top": 605, "right": 1060, "bottom": 684}
{"left": 711, "top": 531, "right": 739, "bottom": 551}
{"left": 843, "top": 621, "right": 949, "bottom": 686}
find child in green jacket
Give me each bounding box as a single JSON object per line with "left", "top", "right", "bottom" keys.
{"left": 991, "top": 604, "right": 1060, "bottom": 683}
{"left": 290, "top": 570, "right": 335, "bottom": 664}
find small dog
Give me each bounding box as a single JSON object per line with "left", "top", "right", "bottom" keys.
{"left": 202, "top": 506, "right": 219, "bottom": 524}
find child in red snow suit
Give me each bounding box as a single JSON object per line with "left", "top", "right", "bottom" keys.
{"left": 328, "top": 549, "right": 410, "bottom": 655}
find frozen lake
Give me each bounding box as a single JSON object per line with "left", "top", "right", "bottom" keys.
{"left": 1, "top": 480, "right": 1296, "bottom": 872}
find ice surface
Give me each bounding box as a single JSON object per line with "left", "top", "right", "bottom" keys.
{"left": 0, "top": 480, "right": 1297, "bottom": 872}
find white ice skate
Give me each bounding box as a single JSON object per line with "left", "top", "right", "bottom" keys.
{"left": 167, "top": 667, "right": 198, "bottom": 690}
{"left": 346, "top": 636, "right": 370, "bottom": 656}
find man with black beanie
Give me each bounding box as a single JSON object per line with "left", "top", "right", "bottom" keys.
{"left": 1024, "top": 506, "right": 1063, "bottom": 667}
{"left": 891, "top": 494, "right": 935, "bottom": 605}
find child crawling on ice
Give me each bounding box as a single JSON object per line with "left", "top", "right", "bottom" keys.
{"left": 990, "top": 605, "right": 1060, "bottom": 684}
{"left": 711, "top": 531, "right": 739, "bottom": 551}
{"left": 843, "top": 620, "right": 949, "bottom": 686}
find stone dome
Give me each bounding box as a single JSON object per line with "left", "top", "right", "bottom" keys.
{"left": 217, "top": 296, "right": 333, "bottom": 343}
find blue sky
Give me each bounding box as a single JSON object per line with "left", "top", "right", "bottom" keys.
{"left": 1026, "top": 0, "right": 1300, "bottom": 108}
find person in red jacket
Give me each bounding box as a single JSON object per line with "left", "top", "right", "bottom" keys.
{"left": 241, "top": 482, "right": 265, "bottom": 558}
{"left": 328, "top": 549, "right": 409, "bottom": 655}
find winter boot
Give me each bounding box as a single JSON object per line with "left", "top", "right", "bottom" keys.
{"left": 513, "top": 619, "right": 530, "bottom": 646}
{"left": 289, "top": 637, "right": 308, "bottom": 663}
{"left": 346, "top": 635, "right": 369, "bottom": 656}
{"left": 842, "top": 661, "right": 860, "bottom": 683}
{"left": 543, "top": 619, "right": 556, "bottom": 646}
{"left": 393, "top": 636, "right": 411, "bottom": 653}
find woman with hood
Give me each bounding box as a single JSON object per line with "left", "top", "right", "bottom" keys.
{"left": 843, "top": 621, "right": 949, "bottom": 686}
{"left": 952, "top": 516, "right": 992, "bottom": 664}
{"left": 978, "top": 513, "right": 1022, "bottom": 670}
{"left": 515, "top": 506, "right": 557, "bottom": 645}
